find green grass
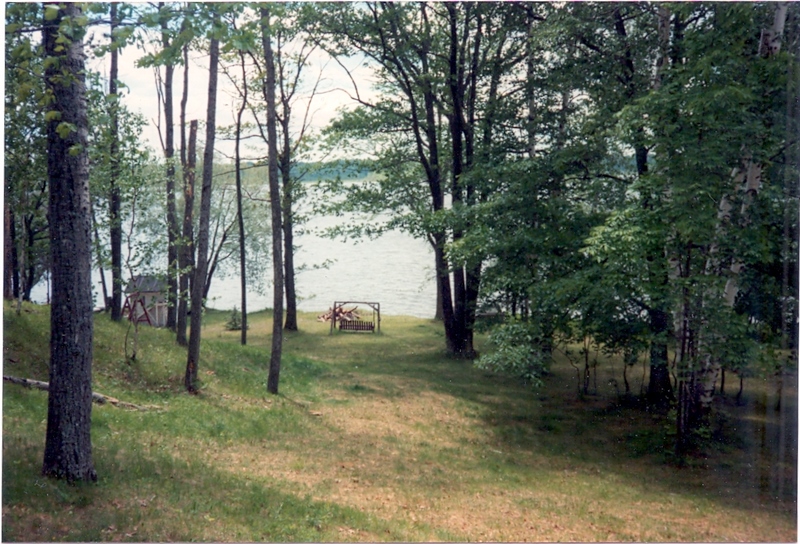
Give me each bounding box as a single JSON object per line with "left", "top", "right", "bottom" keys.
{"left": 2, "top": 301, "right": 797, "bottom": 542}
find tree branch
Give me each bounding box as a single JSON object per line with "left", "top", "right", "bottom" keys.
{"left": 3, "top": 375, "right": 163, "bottom": 410}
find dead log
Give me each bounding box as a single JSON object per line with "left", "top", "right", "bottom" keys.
{"left": 3, "top": 375, "right": 163, "bottom": 411}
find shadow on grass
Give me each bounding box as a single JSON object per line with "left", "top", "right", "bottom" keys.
{"left": 4, "top": 306, "right": 795, "bottom": 539}
{"left": 2, "top": 424, "right": 456, "bottom": 542}
{"left": 309, "top": 327, "right": 797, "bottom": 519}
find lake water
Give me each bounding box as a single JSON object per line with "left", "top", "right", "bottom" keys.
{"left": 207, "top": 208, "right": 437, "bottom": 318}
{"left": 30, "top": 186, "right": 438, "bottom": 318}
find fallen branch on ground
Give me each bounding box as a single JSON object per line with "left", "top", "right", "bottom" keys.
{"left": 3, "top": 375, "right": 163, "bottom": 411}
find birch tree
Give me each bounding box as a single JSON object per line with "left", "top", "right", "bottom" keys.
{"left": 683, "top": 2, "right": 790, "bottom": 451}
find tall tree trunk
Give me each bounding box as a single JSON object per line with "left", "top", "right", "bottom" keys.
{"left": 109, "top": 2, "right": 122, "bottom": 321}
{"left": 279, "top": 93, "right": 298, "bottom": 331}
{"left": 4, "top": 205, "right": 13, "bottom": 299}
{"left": 277, "top": 59, "right": 298, "bottom": 331}
{"left": 434, "top": 276, "right": 444, "bottom": 321}
{"left": 9, "top": 210, "right": 19, "bottom": 299}
{"left": 693, "top": 3, "right": 788, "bottom": 418}
{"left": 446, "top": 3, "right": 469, "bottom": 357}
{"left": 176, "top": 40, "right": 193, "bottom": 347}
{"left": 262, "top": 6, "right": 284, "bottom": 394}
{"left": 645, "top": 5, "right": 675, "bottom": 410}
{"left": 434, "top": 236, "right": 457, "bottom": 354}
{"left": 281, "top": 150, "right": 298, "bottom": 332}
{"left": 15, "top": 218, "right": 26, "bottom": 314}
{"left": 160, "top": 3, "right": 179, "bottom": 331}
{"left": 22, "top": 216, "right": 37, "bottom": 301}
{"left": 41, "top": 2, "right": 96, "bottom": 482}
{"left": 647, "top": 303, "right": 674, "bottom": 410}
{"left": 235, "top": 50, "right": 248, "bottom": 345}
{"left": 176, "top": 120, "right": 197, "bottom": 347}
{"left": 185, "top": 31, "right": 219, "bottom": 393}
{"left": 784, "top": 30, "right": 800, "bottom": 359}
{"left": 462, "top": 8, "right": 482, "bottom": 356}
{"left": 90, "top": 204, "right": 109, "bottom": 310}
{"left": 420, "top": 33, "right": 457, "bottom": 355}
{"left": 525, "top": 4, "right": 537, "bottom": 159}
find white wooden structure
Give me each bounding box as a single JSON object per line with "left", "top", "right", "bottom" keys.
{"left": 122, "top": 275, "right": 168, "bottom": 327}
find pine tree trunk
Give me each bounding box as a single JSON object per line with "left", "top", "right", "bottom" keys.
{"left": 525, "top": 4, "right": 537, "bottom": 159}
{"left": 41, "top": 2, "right": 97, "bottom": 482}
{"left": 22, "top": 217, "right": 37, "bottom": 301}
{"left": 185, "top": 32, "right": 219, "bottom": 393}
{"left": 262, "top": 6, "right": 284, "bottom": 394}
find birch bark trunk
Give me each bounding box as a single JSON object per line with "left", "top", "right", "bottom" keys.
{"left": 694, "top": 3, "right": 788, "bottom": 414}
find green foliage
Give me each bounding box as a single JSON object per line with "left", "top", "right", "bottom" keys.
{"left": 224, "top": 305, "right": 247, "bottom": 331}
{"left": 475, "top": 320, "right": 549, "bottom": 387}
{"left": 5, "top": 4, "right": 51, "bottom": 298}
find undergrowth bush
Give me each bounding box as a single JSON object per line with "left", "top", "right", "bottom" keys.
{"left": 475, "top": 320, "right": 549, "bottom": 387}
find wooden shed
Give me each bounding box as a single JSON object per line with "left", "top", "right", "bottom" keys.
{"left": 122, "top": 275, "right": 168, "bottom": 327}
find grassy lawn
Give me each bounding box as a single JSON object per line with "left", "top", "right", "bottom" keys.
{"left": 2, "top": 301, "right": 796, "bottom": 541}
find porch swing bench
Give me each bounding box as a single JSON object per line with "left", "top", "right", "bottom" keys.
{"left": 329, "top": 301, "right": 381, "bottom": 334}
{"left": 339, "top": 319, "right": 375, "bottom": 332}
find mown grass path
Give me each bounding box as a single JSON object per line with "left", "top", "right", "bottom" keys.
{"left": 3, "top": 303, "right": 796, "bottom": 541}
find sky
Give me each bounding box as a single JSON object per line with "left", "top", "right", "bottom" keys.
{"left": 85, "top": 16, "right": 375, "bottom": 164}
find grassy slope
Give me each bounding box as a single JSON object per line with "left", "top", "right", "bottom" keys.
{"left": 2, "top": 301, "right": 796, "bottom": 542}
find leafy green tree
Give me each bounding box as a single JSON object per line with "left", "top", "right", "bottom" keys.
{"left": 139, "top": 2, "right": 182, "bottom": 329}
{"left": 85, "top": 68, "right": 152, "bottom": 311}
{"left": 219, "top": 3, "right": 318, "bottom": 337}
{"left": 185, "top": 6, "right": 224, "bottom": 393}
{"left": 608, "top": 3, "right": 792, "bottom": 452}
{"left": 138, "top": 2, "right": 211, "bottom": 332}
{"left": 261, "top": 4, "right": 285, "bottom": 394}
{"left": 221, "top": 16, "right": 252, "bottom": 344}
{"left": 310, "top": 3, "right": 526, "bottom": 357}
{"left": 5, "top": 3, "right": 50, "bottom": 305}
